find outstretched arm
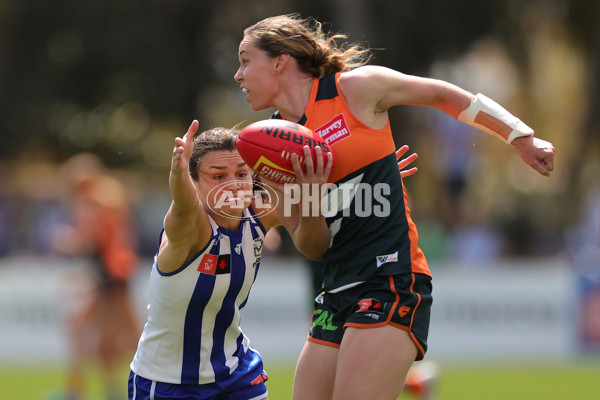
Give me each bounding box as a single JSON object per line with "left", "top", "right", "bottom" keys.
{"left": 159, "top": 120, "right": 211, "bottom": 271}
{"left": 341, "top": 66, "right": 555, "bottom": 177}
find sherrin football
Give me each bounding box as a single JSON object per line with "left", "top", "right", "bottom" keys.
{"left": 236, "top": 119, "right": 333, "bottom": 184}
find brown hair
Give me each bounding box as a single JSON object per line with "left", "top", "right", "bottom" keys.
{"left": 188, "top": 126, "right": 264, "bottom": 196}
{"left": 243, "top": 14, "right": 371, "bottom": 78}
{"left": 188, "top": 127, "right": 238, "bottom": 181}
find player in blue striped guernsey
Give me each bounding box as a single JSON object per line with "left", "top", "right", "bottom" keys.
{"left": 128, "top": 120, "right": 330, "bottom": 400}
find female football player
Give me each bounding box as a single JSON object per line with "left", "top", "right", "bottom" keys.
{"left": 234, "top": 14, "right": 555, "bottom": 400}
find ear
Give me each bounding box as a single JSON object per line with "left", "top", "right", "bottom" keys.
{"left": 274, "top": 53, "right": 290, "bottom": 73}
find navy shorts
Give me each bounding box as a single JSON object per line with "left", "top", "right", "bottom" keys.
{"left": 308, "top": 273, "right": 432, "bottom": 360}
{"left": 129, "top": 351, "right": 268, "bottom": 400}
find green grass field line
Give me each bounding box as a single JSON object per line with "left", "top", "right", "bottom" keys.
{"left": 1, "top": 361, "right": 599, "bottom": 400}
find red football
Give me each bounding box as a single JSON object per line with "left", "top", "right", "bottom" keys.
{"left": 236, "top": 119, "right": 333, "bottom": 184}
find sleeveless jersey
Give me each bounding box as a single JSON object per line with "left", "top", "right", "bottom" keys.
{"left": 130, "top": 207, "right": 266, "bottom": 385}
{"left": 273, "top": 73, "right": 430, "bottom": 292}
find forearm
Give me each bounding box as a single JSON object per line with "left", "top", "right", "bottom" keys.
{"left": 169, "top": 169, "right": 200, "bottom": 212}
{"left": 269, "top": 185, "right": 330, "bottom": 260}
{"left": 457, "top": 93, "right": 534, "bottom": 144}
{"left": 164, "top": 169, "right": 201, "bottom": 240}
{"left": 291, "top": 214, "right": 330, "bottom": 260}
{"left": 456, "top": 93, "right": 555, "bottom": 176}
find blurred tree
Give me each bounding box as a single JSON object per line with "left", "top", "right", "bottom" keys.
{"left": 564, "top": 0, "right": 600, "bottom": 211}
{"left": 0, "top": 0, "right": 218, "bottom": 166}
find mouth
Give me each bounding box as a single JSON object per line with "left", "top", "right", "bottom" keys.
{"left": 224, "top": 196, "right": 245, "bottom": 208}
{"left": 242, "top": 88, "right": 248, "bottom": 93}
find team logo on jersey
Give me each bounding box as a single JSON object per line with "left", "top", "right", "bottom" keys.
{"left": 215, "top": 255, "right": 231, "bottom": 274}
{"left": 253, "top": 238, "right": 263, "bottom": 257}
{"left": 197, "top": 254, "right": 231, "bottom": 275}
{"left": 314, "top": 114, "right": 351, "bottom": 145}
{"left": 376, "top": 251, "right": 398, "bottom": 268}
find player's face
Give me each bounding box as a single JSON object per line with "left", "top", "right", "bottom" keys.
{"left": 234, "top": 37, "right": 279, "bottom": 111}
{"left": 196, "top": 150, "right": 254, "bottom": 219}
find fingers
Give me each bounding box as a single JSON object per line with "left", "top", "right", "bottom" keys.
{"left": 519, "top": 138, "right": 556, "bottom": 177}
{"left": 324, "top": 151, "right": 333, "bottom": 180}
{"left": 185, "top": 120, "right": 199, "bottom": 142}
{"left": 400, "top": 167, "right": 418, "bottom": 178}
{"left": 290, "top": 153, "right": 305, "bottom": 182}
{"left": 291, "top": 146, "right": 332, "bottom": 185}
{"left": 532, "top": 157, "right": 553, "bottom": 177}
{"left": 397, "top": 152, "right": 418, "bottom": 171}
{"left": 173, "top": 142, "right": 183, "bottom": 159}
{"left": 172, "top": 120, "right": 199, "bottom": 170}
{"left": 395, "top": 145, "right": 409, "bottom": 160}
{"left": 314, "top": 146, "right": 324, "bottom": 178}
{"left": 303, "top": 146, "right": 331, "bottom": 182}
{"left": 541, "top": 159, "right": 554, "bottom": 177}
{"left": 542, "top": 150, "right": 555, "bottom": 173}
{"left": 303, "top": 145, "right": 315, "bottom": 180}
{"left": 535, "top": 147, "right": 555, "bottom": 177}
{"left": 396, "top": 145, "right": 418, "bottom": 178}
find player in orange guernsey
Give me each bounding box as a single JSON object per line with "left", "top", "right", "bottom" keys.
{"left": 235, "top": 14, "right": 555, "bottom": 400}
{"left": 52, "top": 154, "right": 141, "bottom": 400}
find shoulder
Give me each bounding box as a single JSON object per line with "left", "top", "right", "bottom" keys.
{"left": 339, "top": 66, "right": 397, "bottom": 87}
{"left": 338, "top": 66, "right": 400, "bottom": 103}
{"left": 157, "top": 211, "right": 212, "bottom": 273}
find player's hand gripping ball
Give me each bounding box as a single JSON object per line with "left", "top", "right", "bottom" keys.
{"left": 236, "top": 119, "right": 333, "bottom": 184}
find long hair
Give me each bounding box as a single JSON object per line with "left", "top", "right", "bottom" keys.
{"left": 243, "top": 14, "right": 371, "bottom": 78}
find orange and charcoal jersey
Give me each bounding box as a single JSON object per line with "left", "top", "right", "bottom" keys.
{"left": 272, "top": 72, "right": 431, "bottom": 292}
{"left": 92, "top": 206, "right": 139, "bottom": 288}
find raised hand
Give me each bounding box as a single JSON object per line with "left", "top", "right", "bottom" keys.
{"left": 172, "top": 120, "right": 199, "bottom": 173}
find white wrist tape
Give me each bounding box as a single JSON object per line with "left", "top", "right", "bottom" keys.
{"left": 458, "top": 93, "right": 534, "bottom": 144}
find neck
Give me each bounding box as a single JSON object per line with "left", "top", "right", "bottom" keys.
{"left": 276, "top": 75, "right": 314, "bottom": 122}
{"left": 210, "top": 211, "right": 242, "bottom": 231}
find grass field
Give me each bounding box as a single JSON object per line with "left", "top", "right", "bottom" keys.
{"left": 1, "top": 360, "right": 599, "bottom": 400}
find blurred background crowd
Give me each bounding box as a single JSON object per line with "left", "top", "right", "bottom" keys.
{"left": 0, "top": 0, "right": 598, "bottom": 265}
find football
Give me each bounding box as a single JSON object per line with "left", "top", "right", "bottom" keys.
{"left": 236, "top": 119, "right": 333, "bottom": 184}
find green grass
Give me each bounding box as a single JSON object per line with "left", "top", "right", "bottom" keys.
{"left": 416, "top": 362, "right": 600, "bottom": 400}
{"left": 1, "top": 360, "right": 599, "bottom": 400}
{"left": 265, "top": 361, "right": 600, "bottom": 400}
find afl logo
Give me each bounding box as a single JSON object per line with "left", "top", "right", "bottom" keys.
{"left": 206, "top": 180, "right": 278, "bottom": 221}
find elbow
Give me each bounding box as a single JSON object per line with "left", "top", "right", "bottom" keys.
{"left": 303, "top": 250, "right": 325, "bottom": 261}
{"left": 297, "top": 239, "right": 328, "bottom": 261}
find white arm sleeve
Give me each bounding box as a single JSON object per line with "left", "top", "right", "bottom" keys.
{"left": 458, "top": 93, "right": 534, "bottom": 144}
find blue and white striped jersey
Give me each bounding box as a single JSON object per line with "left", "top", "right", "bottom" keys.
{"left": 130, "top": 207, "right": 266, "bottom": 385}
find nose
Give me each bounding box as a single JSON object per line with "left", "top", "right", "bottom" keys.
{"left": 225, "top": 176, "right": 243, "bottom": 189}
{"left": 234, "top": 68, "right": 242, "bottom": 82}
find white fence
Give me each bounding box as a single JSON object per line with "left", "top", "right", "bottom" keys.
{"left": 0, "top": 255, "right": 597, "bottom": 366}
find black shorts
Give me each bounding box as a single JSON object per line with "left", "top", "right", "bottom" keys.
{"left": 308, "top": 273, "right": 432, "bottom": 360}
